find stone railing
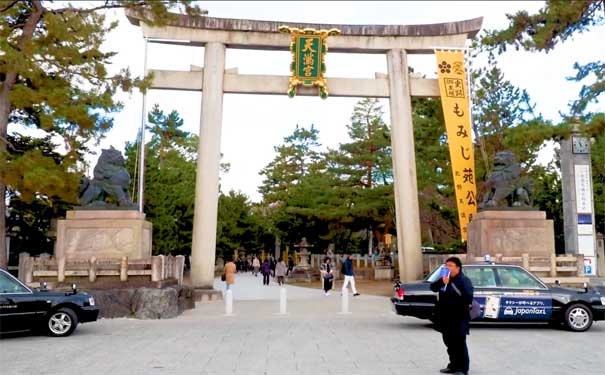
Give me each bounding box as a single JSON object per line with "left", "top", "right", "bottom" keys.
{"left": 18, "top": 253, "right": 185, "bottom": 285}
{"left": 424, "top": 253, "right": 587, "bottom": 282}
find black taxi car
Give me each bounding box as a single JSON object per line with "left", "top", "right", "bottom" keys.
{"left": 0, "top": 269, "right": 99, "bottom": 337}
{"left": 392, "top": 264, "right": 605, "bottom": 332}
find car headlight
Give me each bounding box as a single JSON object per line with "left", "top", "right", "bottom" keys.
{"left": 601, "top": 297, "right": 605, "bottom": 306}
{"left": 88, "top": 297, "right": 95, "bottom": 306}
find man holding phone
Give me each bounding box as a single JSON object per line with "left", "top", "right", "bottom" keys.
{"left": 430, "top": 257, "right": 474, "bottom": 375}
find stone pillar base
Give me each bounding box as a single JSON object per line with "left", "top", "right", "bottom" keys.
{"left": 55, "top": 210, "right": 152, "bottom": 260}
{"left": 467, "top": 210, "right": 555, "bottom": 262}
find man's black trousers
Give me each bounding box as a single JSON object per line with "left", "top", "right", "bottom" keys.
{"left": 441, "top": 325, "right": 469, "bottom": 373}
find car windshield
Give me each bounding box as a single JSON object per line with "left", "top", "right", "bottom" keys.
{"left": 0, "top": 272, "right": 30, "bottom": 294}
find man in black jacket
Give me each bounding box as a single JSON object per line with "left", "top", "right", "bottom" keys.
{"left": 430, "top": 256, "right": 474, "bottom": 375}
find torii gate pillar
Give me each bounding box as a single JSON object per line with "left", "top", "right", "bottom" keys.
{"left": 190, "top": 42, "right": 225, "bottom": 289}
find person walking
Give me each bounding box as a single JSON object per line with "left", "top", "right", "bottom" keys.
{"left": 261, "top": 259, "right": 271, "bottom": 286}
{"left": 430, "top": 256, "right": 474, "bottom": 375}
{"left": 223, "top": 255, "right": 236, "bottom": 291}
{"left": 321, "top": 258, "right": 334, "bottom": 296}
{"left": 287, "top": 256, "right": 295, "bottom": 276}
{"left": 275, "top": 258, "right": 287, "bottom": 286}
{"left": 270, "top": 256, "right": 276, "bottom": 278}
{"left": 252, "top": 256, "right": 261, "bottom": 277}
{"left": 341, "top": 254, "right": 360, "bottom": 296}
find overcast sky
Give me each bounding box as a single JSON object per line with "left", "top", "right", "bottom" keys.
{"left": 92, "top": 1, "right": 605, "bottom": 202}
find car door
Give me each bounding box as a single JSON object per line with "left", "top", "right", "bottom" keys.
{"left": 463, "top": 266, "right": 500, "bottom": 320}
{"left": 494, "top": 266, "right": 553, "bottom": 322}
{"left": 0, "top": 271, "right": 41, "bottom": 332}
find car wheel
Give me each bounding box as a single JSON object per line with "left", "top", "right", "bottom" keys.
{"left": 564, "top": 304, "right": 593, "bottom": 332}
{"left": 46, "top": 307, "right": 78, "bottom": 337}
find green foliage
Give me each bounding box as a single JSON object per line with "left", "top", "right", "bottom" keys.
{"left": 4, "top": 134, "right": 74, "bottom": 262}
{"left": 481, "top": 0, "right": 604, "bottom": 115}
{"left": 412, "top": 97, "right": 460, "bottom": 244}
{"left": 216, "top": 191, "right": 273, "bottom": 259}
{"left": 0, "top": 0, "right": 204, "bottom": 267}
{"left": 481, "top": 0, "right": 604, "bottom": 52}
{"left": 124, "top": 105, "right": 247, "bottom": 256}
{"left": 125, "top": 106, "right": 197, "bottom": 255}
{"left": 471, "top": 54, "right": 542, "bottom": 180}
{"left": 258, "top": 124, "right": 322, "bottom": 203}
{"left": 590, "top": 131, "right": 605, "bottom": 234}
{"left": 531, "top": 163, "right": 565, "bottom": 251}
{"left": 258, "top": 98, "right": 466, "bottom": 253}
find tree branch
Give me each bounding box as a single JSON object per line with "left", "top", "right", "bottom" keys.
{"left": 51, "top": 1, "right": 147, "bottom": 15}
{"left": 0, "top": 0, "right": 19, "bottom": 13}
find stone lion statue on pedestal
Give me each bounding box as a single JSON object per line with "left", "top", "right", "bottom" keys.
{"left": 479, "top": 150, "right": 532, "bottom": 209}
{"left": 79, "top": 148, "right": 136, "bottom": 209}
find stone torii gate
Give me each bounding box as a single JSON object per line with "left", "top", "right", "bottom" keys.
{"left": 126, "top": 11, "right": 482, "bottom": 288}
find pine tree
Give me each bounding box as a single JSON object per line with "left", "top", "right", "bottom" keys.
{"left": 0, "top": 1, "right": 203, "bottom": 268}
{"left": 481, "top": 0, "right": 604, "bottom": 115}
{"left": 258, "top": 124, "right": 322, "bottom": 204}
{"left": 471, "top": 54, "right": 541, "bottom": 180}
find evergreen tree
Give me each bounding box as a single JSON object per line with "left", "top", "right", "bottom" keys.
{"left": 324, "top": 98, "right": 393, "bottom": 249}
{"left": 471, "top": 54, "right": 541, "bottom": 180}
{"left": 481, "top": 0, "right": 604, "bottom": 115}
{"left": 412, "top": 97, "right": 460, "bottom": 244}
{"left": 4, "top": 134, "right": 74, "bottom": 262}
{"left": 124, "top": 107, "right": 197, "bottom": 255}
{"left": 258, "top": 124, "right": 322, "bottom": 204}
{"left": 0, "top": 0, "right": 203, "bottom": 268}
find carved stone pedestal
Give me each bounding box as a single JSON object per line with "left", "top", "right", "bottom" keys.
{"left": 467, "top": 210, "right": 555, "bottom": 262}
{"left": 55, "top": 210, "right": 152, "bottom": 260}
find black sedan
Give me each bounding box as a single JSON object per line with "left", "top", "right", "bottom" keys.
{"left": 392, "top": 264, "right": 605, "bottom": 332}
{"left": 0, "top": 269, "right": 99, "bottom": 337}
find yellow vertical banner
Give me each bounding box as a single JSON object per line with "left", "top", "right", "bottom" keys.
{"left": 435, "top": 50, "right": 477, "bottom": 241}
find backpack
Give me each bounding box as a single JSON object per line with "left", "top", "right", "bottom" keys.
{"left": 450, "top": 280, "right": 482, "bottom": 320}
{"left": 340, "top": 261, "right": 346, "bottom": 274}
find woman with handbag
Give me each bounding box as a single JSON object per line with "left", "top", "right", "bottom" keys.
{"left": 223, "top": 255, "right": 236, "bottom": 291}
{"left": 321, "top": 258, "right": 334, "bottom": 296}
{"left": 275, "top": 258, "right": 287, "bottom": 286}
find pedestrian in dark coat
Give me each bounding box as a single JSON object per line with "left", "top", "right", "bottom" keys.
{"left": 261, "top": 259, "right": 271, "bottom": 286}
{"left": 287, "top": 256, "right": 295, "bottom": 276}
{"left": 321, "top": 258, "right": 334, "bottom": 295}
{"left": 270, "top": 257, "right": 276, "bottom": 277}
{"left": 430, "top": 256, "right": 474, "bottom": 375}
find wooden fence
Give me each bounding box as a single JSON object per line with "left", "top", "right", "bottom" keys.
{"left": 424, "top": 253, "right": 587, "bottom": 283}
{"left": 18, "top": 253, "right": 185, "bottom": 285}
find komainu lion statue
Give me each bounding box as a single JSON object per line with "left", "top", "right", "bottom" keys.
{"left": 479, "top": 150, "right": 532, "bottom": 209}
{"left": 79, "top": 148, "right": 136, "bottom": 209}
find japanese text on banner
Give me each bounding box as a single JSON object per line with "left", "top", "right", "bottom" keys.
{"left": 435, "top": 50, "right": 477, "bottom": 240}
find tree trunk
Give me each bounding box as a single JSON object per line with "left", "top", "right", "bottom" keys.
{"left": 0, "top": 0, "right": 45, "bottom": 269}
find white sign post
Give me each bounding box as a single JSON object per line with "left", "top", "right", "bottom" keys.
{"left": 574, "top": 164, "right": 597, "bottom": 276}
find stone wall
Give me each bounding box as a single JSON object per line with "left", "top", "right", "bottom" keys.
{"left": 89, "top": 285, "right": 195, "bottom": 319}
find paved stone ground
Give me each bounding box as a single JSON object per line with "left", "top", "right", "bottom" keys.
{"left": 2, "top": 273, "right": 604, "bottom": 375}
